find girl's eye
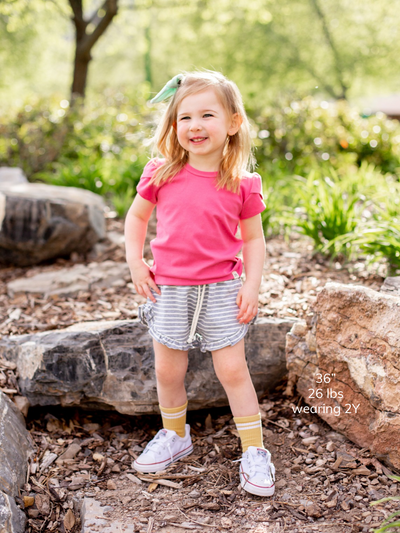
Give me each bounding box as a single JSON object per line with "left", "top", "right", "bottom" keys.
{"left": 204, "top": 113, "right": 213, "bottom": 118}
{"left": 179, "top": 116, "right": 190, "bottom": 121}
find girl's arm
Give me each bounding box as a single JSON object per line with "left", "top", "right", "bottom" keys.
{"left": 236, "top": 214, "right": 266, "bottom": 324}
{"left": 124, "top": 194, "right": 161, "bottom": 302}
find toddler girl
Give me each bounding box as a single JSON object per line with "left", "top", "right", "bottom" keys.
{"left": 125, "top": 71, "right": 275, "bottom": 497}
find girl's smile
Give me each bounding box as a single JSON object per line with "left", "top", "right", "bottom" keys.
{"left": 176, "top": 88, "right": 241, "bottom": 171}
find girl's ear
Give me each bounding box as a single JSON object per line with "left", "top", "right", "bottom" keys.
{"left": 172, "top": 121, "right": 177, "bottom": 130}
{"left": 228, "top": 113, "right": 243, "bottom": 136}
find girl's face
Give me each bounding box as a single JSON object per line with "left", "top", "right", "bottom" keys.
{"left": 176, "top": 88, "right": 242, "bottom": 171}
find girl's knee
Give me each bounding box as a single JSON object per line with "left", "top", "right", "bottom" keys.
{"left": 214, "top": 359, "right": 249, "bottom": 388}
{"left": 155, "top": 356, "right": 187, "bottom": 387}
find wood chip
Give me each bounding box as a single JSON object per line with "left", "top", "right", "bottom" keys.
{"left": 147, "top": 482, "right": 158, "bottom": 493}
{"left": 302, "top": 436, "right": 319, "bottom": 444}
{"left": 126, "top": 473, "right": 142, "bottom": 484}
{"left": 291, "top": 446, "right": 309, "bottom": 454}
{"left": 107, "top": 479, "right": 117, "bottom": 490}
{"left": 63, "top": 509, "right": 75, "bottom": 531}
{"left": 138, "top": 477, "right": 182, "bottom": 489}
{"left": 351, "top": 466, "right": 371, "bottom": 476}
{"left": 35, "top": 493, "right": 50, "bottom": 515}
{"left": 23, "top": 496, "right": 35, "bottom": 508}
{"left": 169, "top": 522, "right": 197, "bottom": 530}
{"left": 200, "top": 502, "right": 220, "bottom": 510}
{"left": 147, "top": 517, "right": 155, "bottom": 532}
{"left": 332, "top": 456, "right": 343, "bottom": 469}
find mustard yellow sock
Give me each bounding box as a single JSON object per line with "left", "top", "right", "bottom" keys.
{"left": 160, "top": 401, "right": 188, "bottom": 438}
{"left": 234, "top": 413, "right": 263, "bottom": 452}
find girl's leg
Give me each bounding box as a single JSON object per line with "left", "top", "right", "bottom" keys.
{"left": 211, "top": 338, "right": 258, "bottom": 417}
{"left": 133, "top": 340, "right": 191, "bottom": 473}
{"left": 212, "top": 339, "right": 275, "bottom": 498}
{"left": 212, "top": 338, "right": 263, "bottom": 450}
{"left": 153, "top": 339, "right": 189, "bottom": 437}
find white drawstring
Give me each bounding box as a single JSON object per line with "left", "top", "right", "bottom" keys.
{"left": 187, "top": 285, "right": 206, "bottom": 343}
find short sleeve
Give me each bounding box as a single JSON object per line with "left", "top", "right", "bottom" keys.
{"left": 239, "top": 173, "right": 266, "bottom": 219}
{"left": 136, "top": 159, "right": 164, "bottom": 204}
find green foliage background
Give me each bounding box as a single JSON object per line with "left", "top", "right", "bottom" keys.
{"left": 2, "top": 8, "right": 400, "bottom": 532}
{"left": 1, "top": 0, "right": 400, "bottom": 106}
{"left": 2, "top": 0, "right": 400, "bottom": 276}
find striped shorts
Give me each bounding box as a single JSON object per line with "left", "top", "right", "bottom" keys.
{"left": 138, "top": 279, "right": 255, "bottom": 352}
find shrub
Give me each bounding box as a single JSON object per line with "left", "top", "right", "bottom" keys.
{"left": 252, "top": 96, "right": 400, "bottom": 177}
{"left": 286, "top": 171, "right": 366, "bottom": 256}
{"left": 261, "top": 161, "right": 399, "bottom": 269}
{"left": 3, "top": 91, "right": 400, "bottom": 222}
{"left": 370, "top": 474, "right": 400, "bottom": 533}
{"left": 0, "top": 87, "right": 156, "bottom": 216}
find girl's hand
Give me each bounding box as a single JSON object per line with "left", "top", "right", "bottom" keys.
{"left": 236, "top": 281, "right": 259, "bottom": 324}
{"left": 128, "top": 259, "right": 161, "bottom": 303}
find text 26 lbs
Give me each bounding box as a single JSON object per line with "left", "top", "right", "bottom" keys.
{"left": 309, "top": 388, "right": 360, "bottom": 414}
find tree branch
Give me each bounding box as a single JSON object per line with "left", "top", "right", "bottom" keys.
{"left": 309, "top": 0, "right": 348, "bottom": 99}
{"left": 270, "top": 28, "right": 341, "bottom": 99}
{"left": 78, "top": 0, "right": 118, "bottom": 56}
{"left": 69, "top": 0, "right": 83, "bottom": 21}
{"left": 88, "top": 0, "right": 108, "bottom": 26}
{"left": 69, "top": 0, "right": 87, "bottom": 40}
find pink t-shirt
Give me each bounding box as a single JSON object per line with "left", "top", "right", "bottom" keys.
{"left": 136, "top": 159, "right": 266, "bottom": 285}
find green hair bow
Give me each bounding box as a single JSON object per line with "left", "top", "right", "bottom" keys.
{"left": 150, "top": 74, "right": 184, "bottom": 104}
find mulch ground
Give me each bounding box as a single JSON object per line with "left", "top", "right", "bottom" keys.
{"left": 20, "top": 387, "right": 400, "bottom": 533}
{"left": 1, "top": 217, "right": 398, "bottom": 533}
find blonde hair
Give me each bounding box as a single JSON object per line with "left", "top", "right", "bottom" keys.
{"left": 150, "top": 71, "right": 255, "bottom": 193}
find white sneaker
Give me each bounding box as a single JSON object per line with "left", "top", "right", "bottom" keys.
{"left": 237, "top": 446, "right": 275, "bottom": 497}
{"left": 133, "top": 424, "right": 193, "bottom": 473}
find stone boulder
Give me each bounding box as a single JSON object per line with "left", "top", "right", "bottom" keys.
{"left": 285, "top": 282, "right": 400, "bottom": 471}
{"left": 0, "top": 492, "right": 26, "bottom": 533}
{"left": 0, "top": 167, "right": 27, "bottom": 185}
{"left": 0, "top": 391, "right": 35, "bottom": 533}
{"left": 7, "top": 260, "right": 130, "bottom": 298}
{"left": 380, "top": 276, "right": 400, "bottom": 297}
{"left": 0, "top": 182, "right": 105, "bottom": 266}
{"left": 0, "top": 317, "right": 296, "bottom": 415}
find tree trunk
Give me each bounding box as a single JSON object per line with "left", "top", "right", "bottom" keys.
{"left": 71, "top": 50, "right": 91, "bottom": 99}
{"left": 69, "top": 0, "right": 119, "bottom": 102}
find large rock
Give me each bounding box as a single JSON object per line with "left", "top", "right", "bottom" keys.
{"left": 0, "top": 392, "right": 34, "bottom": 533}
{"left": 285, "top": 282, "right": 400, "bottom": 471}
{"left": 0, "top": 492, "right": 26, "bottom": 533}
{"left": 0, "top": 392, "right": 33, "bottom": 497}
{"left": 0, "top": 182, "right": 105, "bottom": 266}
{"left": 0, "top": 167, "right": 27, "bottom": 185}
{"left": 0, "top": 317, "right": 295, "bottom": 415}
{"left": 7, "top": 260, "right": 130, "bottom": 298}
{"left": 380, "top": 276, "right": 400, "bottom": 297}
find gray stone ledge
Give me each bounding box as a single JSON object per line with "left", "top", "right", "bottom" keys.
{"left": 0, "top": 392, "right": 33, "bottom": 533}
{"left": 0, "top": 491, "right": 26, "bottom": 533}
{"left": 0, "top": 317, "right": 296, "bottom": 415}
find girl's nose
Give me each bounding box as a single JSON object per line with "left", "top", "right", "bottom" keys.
{"left": 189, "top": 120, "right": 201, "bottom": 131}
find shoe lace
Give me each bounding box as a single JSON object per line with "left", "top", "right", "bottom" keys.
{"left": 144, "top": 431, "right": 174, "bottom": 463}
{"left": 234, "top": 451, "right": 276, "bottom": 481}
